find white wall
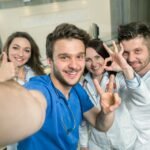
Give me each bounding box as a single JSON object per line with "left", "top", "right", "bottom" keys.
{"left": 0, "top": 0, "right": 111, "bottom": 64}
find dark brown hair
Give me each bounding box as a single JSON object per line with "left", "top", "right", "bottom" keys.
{"left": 118, "top": 22, "right": 150, "bottom": 42}
{"left": 46, "top": 23, "right": 91, "bottom": 59}
{"left": 2, "top": 31, "right": 45, "bottom": 75}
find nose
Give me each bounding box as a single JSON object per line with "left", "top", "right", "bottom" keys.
{"left": 128, "top": 53, "right": 135, "bottom": 62}
{"left": 91, "top": 59, "right": 97, "bottom": 67}
{"left": 68, "top": 58, "right": 79, "bottom": 69}
{"left": 18, "top": 50, "right": 23, "bottom": 57}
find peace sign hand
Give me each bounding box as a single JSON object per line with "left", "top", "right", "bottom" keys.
{"left": 0, "top": 52, "right": 17, "bottom": 82}
{"left": 93, "top": 74, "right": 121, "bottom": 114}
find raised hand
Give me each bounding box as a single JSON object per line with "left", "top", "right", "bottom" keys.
{"left": 93, "top": 74, "right": 120, "bottom": 114}
{"left": 0, "top": 52, "right": 17, "bottom": 82}
{"left": 103, "top": 41, "right": 129, "bottom": 72}
{"left": 103, "top": 41, "right": 135, "bottom": 80}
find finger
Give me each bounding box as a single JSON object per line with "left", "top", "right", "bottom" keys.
{"left": 104, "top": 57, "right": 112, "bottom": 67}
{"left": 104, "top": 66, "right": 113, "bottom": 71}
{"left": 114, "top": 93, "right": 121, "bottom": 105}
{"left": 103, "top": 43, "right": 113, "bottom": 55}
{"left": 119, "top": 43, "right": 124, "bottom": 55}
{"left": 109, "top": 93, "right": 121, "bottom": 111}
{"left": 112, "top": 41, "right": 118, "bottom": 53}
{"left": 101, "top": 101, "right": 113, "bottom": 114}
{"left": 93, "top": 78, "right": 103, "bottom": 95}
{"left": 107, "top": 74, "right": 115, "bottom": 92}
{"left": 1, "top": 52, "right": 8, "bottom": 64}
{"left": 15, "top": 67, "right": 19, "bottom": 77}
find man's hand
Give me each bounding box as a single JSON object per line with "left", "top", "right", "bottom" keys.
{"left": 103, "top": 41, "right": 134, "bottom": 79}
{"left": 93, "top": 74, "right": 120, "bottom": 114}
{"left": 0, "top": 52, "right": 17, "bottom": 82}
{"left": 103, "top": 41, "right": 128, "bottom": 71}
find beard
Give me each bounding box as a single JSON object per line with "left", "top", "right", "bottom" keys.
{"left": 128, "top": 57, "right": 150, "bottom": 73}
{"left": 52, "top": 63, "right": 83, "bottom": 87}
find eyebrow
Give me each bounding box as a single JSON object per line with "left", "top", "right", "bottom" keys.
{"left": 58, "top": 52, "right": 85, "bottom": 56}
{"left": 12, "top": 44, "right": 31, "bottom": 49}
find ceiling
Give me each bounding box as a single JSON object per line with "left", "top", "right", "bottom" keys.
{"left": 0, "top": 0, "right": 72, "bottom": 9}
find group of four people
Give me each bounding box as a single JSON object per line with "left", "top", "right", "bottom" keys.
{"left": 0, "top": 21, "right": 150, "bottom": 150}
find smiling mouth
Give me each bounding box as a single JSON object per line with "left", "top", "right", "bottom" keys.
{"left": 15, "top": 57, "right": 24, "bottom": 61}
{"left": 130, "top": 63, "right": 139, "bottom": 68}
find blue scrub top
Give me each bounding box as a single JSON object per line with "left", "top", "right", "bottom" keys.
{"left": 18, "top": 75, "right": 94, "bottom": 150}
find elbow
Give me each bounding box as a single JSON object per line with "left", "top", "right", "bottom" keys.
{"left": 95, "top": 123, "right": 111, "bottom": 132}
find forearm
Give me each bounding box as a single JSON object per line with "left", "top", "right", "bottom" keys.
{"left": 122, "top": 65, "right": 134, "bottom": 80}
{"left": 0, "top": 80, "right": 46, "bottom": 146}
{"left": 124, "top": 72, "right": 150, "bottom": 105}
{"left": 95, "top": 110, "right": 114, "bottom": 132}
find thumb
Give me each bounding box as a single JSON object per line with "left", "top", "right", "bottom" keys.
{"left": 1, "top": 52, "right": 8, "bottom": 64}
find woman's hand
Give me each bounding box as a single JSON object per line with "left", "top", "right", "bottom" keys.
{"left": 0, "top": 52, "right": 17, "bottom": 82}
{"left": 93, "top": 74, "right": 121, "bottom": 114}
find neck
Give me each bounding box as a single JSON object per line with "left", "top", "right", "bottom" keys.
{"left": 92, "top": 73, "right": 103, "bottom": 82}
{"left": 137, "top": 63, "right": 150, "bottom": 77}
{"left": 17, "top": 66, "right": 26, "bottom": 81}
{"left": 50, "top": 74, "right": 71, "bottom": 99}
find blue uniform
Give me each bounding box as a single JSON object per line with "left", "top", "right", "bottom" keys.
{"left": 18, "top": 75, "right": 94, "bottom": 150}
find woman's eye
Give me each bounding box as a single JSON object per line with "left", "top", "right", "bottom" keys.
{"left": 85, "top": 58, "right": 91, "bottom": 63}
{"left": 78, "top": 55, "right": 85, "bottom": 60}
{"left": 25, "top": 49, "right": 31, "bottom": 53}
{"left": 95, "top": 56, "right": 100, "bottom": 60}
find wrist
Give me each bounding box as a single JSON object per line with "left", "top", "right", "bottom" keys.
{"left": 122, "top": 66, "right": 134, "bottom": 80}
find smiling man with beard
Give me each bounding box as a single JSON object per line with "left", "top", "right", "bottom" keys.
{"left": 103, "top": 22, "right": 150, "bottom": 150}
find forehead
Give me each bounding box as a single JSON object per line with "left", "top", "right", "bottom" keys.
{"left": 11, "top": 37, "right": 31, "bottom": 46}
{"left": 121, "top": 37, "right": 148, "bottom": 51}
{"left": 53, "top": 38, "right": 85, "bottom": 56}
{"left": 86, "top": 47, "right": 99, "bottom": 57}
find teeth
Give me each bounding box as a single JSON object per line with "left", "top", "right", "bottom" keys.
{"left": 92, "top": 67, "right": 99, "bottom": 70}
{"left": 16, "top": 58, "right": 23, "bottom": 61}
{"left": 68, "top": 72, "right": 77, "bottom": 75}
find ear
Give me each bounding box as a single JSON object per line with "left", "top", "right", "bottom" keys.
{"left": 47, "top": 58, "right": 52, "bottom": 67}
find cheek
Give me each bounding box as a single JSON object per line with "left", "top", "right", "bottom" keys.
{"left": 8, "top": 52, "right": 14, "bottom": 61}
{"left": 100, "top": 59, "right": 105, "bottom": 65}
{"left": 25, "top": 53, "right": 31, "bottom": 60}
{"left": 85, "top": 63, "right": 91, "bottom": 70}
{"left": 54, "top": 61, "right": 64, "bottom": 70}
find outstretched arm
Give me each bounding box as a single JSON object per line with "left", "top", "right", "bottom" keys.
{"left": 83, "top": 74, "right": 120, "bottom": 131}
{"left": 0, "top": 80, "right": 46, "bottom": 146}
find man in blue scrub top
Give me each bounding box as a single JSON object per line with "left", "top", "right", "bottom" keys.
{"left": 0, "top": 23, "right": 120, "bottom": 150}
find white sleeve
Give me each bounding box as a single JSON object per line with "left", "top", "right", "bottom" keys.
{"left": 79, "top": 120, "right": 89, "bottom": 148}
{"left": 125, "top": 73, "right": 150, "bottom": 105}
{"left": 125, "top": 73, "right": 150, "bottom": 147}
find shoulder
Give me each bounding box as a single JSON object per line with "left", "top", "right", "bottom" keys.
{"left": 24, "top": 75, "right": 52, "bottom": 94}
{"left": 73, "top": 83, "right": 87, "bottom": 94}
{"left": 27, "top": 75, "right": 50, "bottom": 85}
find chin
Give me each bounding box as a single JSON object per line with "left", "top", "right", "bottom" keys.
{"left": 67, "top": 78, "right": 79, "bottom": 85}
